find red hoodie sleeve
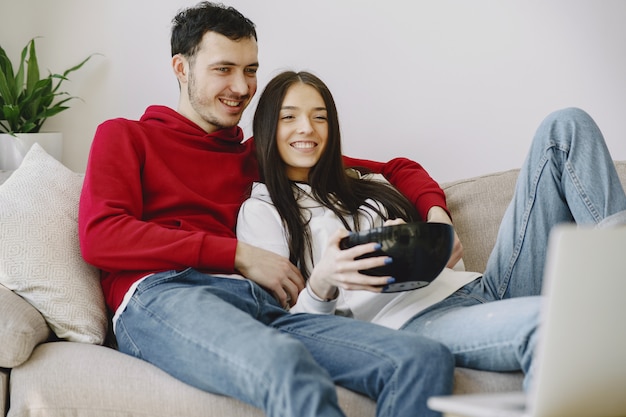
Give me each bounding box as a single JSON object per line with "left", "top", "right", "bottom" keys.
{"left": 342, "top": 155, "right": 448, "bottom": 220}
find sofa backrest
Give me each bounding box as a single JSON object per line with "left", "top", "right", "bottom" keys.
{"left": 442, "top": 161, "right": 626, "bottom": 273}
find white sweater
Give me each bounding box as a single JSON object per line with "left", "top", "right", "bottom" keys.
{"left": 236, "top": 180, "right": 480, "bottom": 329}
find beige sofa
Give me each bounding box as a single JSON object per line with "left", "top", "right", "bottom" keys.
{"left": 2, "top": 146, "right": 624, "bottom": 417}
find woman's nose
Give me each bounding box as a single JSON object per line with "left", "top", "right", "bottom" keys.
{"left": 297, "top": 118, "right": 313, "bottom": 134}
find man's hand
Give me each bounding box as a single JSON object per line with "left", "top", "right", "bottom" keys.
{"left": 427, "top": 206, "right": 464, "bottom": 268}
{"left": 234, "top": 241, "right": 305, "bottom": 308}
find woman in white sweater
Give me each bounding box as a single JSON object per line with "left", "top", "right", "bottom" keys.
{"left": 236, "top": 70, "right": 479, "bottom": 329}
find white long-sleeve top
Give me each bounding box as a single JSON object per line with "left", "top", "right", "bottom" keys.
{"left": 236, "top": 179, "right": 480, "bottom": 329}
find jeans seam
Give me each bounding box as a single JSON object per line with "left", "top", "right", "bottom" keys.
{"left": 565, "top": 159, "right": 602, "bottom": 223}
{"left": 115, "top": 316, "right": 141, "bottom": 358}
{"left": 134, "top": 268, "right": 191, "bottom": 294}
{"left": 498, "top": 145, "right": 552, "bottom": 298}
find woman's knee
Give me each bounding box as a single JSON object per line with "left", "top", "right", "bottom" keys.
{"left": 545, "top": 107, "right": 593, "bottom": 126}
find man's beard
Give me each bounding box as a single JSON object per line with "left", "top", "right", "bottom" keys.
{"left": 187, "top": 74, "right": 241, "bottom": 130}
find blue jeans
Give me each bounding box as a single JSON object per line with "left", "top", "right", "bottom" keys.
{"left": 116, "top": 269, "right": 454, "bottom": 417}
{"left": 402, "top": 108, "right": 626, "bottom": 389}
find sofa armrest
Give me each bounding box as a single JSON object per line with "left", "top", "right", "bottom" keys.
{"left": 0, "top": 284, "right": 51, "bottom": 368}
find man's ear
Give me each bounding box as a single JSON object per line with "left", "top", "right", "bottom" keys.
{"left": 172, "top": 54, "right": 188, "bottom": 84}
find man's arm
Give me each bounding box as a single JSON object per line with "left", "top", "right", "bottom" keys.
{"left": 342, "top": 155, "right": 448, "bottom": 220}
{"left": 342, "top": 155, "right": 463, "bottom": 266}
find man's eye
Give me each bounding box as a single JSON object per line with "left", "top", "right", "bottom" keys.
{"left": 216, "top": 67, "right": 229, "bottom": 73}
{"left": 245, "top": 67, "right": 258, "bottom": 75}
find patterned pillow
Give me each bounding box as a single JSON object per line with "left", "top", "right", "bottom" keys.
{"left": 0, "top": 144, "right": 107, "bottom": 344}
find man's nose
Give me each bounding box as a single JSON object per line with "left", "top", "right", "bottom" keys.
{"left": 230, "top": 72, "right": 250, "bottom": 96}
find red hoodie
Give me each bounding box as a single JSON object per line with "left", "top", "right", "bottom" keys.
{"left": 79, "top": 105, "right": 447, "bottom": 310}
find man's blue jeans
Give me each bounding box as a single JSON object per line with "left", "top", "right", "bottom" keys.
{"left": 115, "top": 269, "right": 454, "bottom": 417}
{"left": 402, "top": 108, "right": 626, "bottom": 389}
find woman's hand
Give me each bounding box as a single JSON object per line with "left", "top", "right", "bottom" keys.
{"left": 308, "top": 229, "right": 394, "bottom": 299}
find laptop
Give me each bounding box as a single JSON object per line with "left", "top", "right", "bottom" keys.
{"left": 427, "top": 224, "right": 626, "bottom": 417}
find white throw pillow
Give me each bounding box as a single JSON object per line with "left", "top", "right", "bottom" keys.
{"left": 0, "top": 143, "right": 107, "bottom": 344}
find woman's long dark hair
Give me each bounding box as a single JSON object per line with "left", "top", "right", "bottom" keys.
{"left": 253, "top": 71, "right": 420, "bottom": 278}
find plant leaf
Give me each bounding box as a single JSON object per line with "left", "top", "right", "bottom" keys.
{"left": 0, "top": 38, "right": 95, "bottom": 133}
{"left": 0, "top": 68, "right": 14, "bottom": 106}
{"left": 25, "top": 39, "right": 41, "bottom": 96}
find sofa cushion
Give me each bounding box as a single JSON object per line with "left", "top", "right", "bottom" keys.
{"left": 0, "top": 144, "right": 107, "bottom": 344}
{"left": 442, "top": 169, "right": 518, "bottom": 273}
{"left": 0, "top": 283, "right": 51, "bottom": 368}
{"left": 616, "top": 160, "right": 626, "bottom": 187}
{"left": 10, "top": 342, "right": 376, "bottom": 417}
{"left": 453, "top": 367, "right": 522, "bottom": 394}
{"left": 9, "top": 342, "right": 523, "bottom": 417}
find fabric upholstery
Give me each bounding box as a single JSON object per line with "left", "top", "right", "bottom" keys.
{"left": 0, "top": 144, "right": 107, "bottom": 344}
{"left": 9, "top": 342, "right": 376, "bottom": 417}
{"left": 442, "top": 169, "right": 518, "bottom": 273}
{"left": 0, "top": 284, "right": 50, "bottom": 368}
{"left": 8, "top": 343, "right": 522, "bottom": 417}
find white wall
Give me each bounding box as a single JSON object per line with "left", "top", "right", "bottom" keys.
{"left": 1, "top": 0, "right": 625, "bottom": 182}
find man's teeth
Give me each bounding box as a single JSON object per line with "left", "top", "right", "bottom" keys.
{"left": 291, "top": 142, "right": 316, "bottom": 149}
{"left": 222, "top": 99, "right": 240, "bottom": 107}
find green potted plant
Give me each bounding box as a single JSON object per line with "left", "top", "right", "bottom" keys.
{"left": 0, "top": 38, "right": 95, "bottom": 169}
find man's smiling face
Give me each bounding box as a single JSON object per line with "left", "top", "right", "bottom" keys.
{"left": 175, "top": 31, "right": 259, "bottom": 133}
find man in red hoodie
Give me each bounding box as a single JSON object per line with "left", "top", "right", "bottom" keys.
{"left": 79, "top": 3, "right": 456, "bottom": 417}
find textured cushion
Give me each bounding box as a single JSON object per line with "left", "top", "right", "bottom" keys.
{"left": 453, "top": 367, "right": 523, "bottom": 394}
{"left": 0, "top": 144, "right": 107, "bottom": 344}
{"left": 615, "top": 160, "right": 626, "bottom": 187}
{"left": 0, "top": 283, "right": 50, "bottom": 368}
{"left": 442, "top": 169, "right": 518, "bottom": 273}
{"left": 8, "top": 343, "right": 522, "bottom": 417}
{"left": 10, "top": 342, "right": 376, "bottom": 417}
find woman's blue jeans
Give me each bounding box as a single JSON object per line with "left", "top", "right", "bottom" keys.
{"left": 402, "top": 108, "right": 626, "bottom": 389}
{"left": 115, "top": 269, "right": 454, "bottom": 417}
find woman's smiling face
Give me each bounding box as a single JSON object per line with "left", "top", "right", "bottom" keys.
{"left": 276, "top": 83, "right": 329, "bottom": 182}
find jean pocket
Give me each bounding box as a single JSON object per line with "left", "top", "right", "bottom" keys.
{"left": 136, "top": 268, "right": 193, "bottom": 293}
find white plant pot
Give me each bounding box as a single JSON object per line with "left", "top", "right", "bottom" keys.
{"left": 0, "top": 132, "right": 63, "bottom": 170}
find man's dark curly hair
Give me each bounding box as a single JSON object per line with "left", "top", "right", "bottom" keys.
{"left": 170, "top": 2, "right": 257, "bottom": 58}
